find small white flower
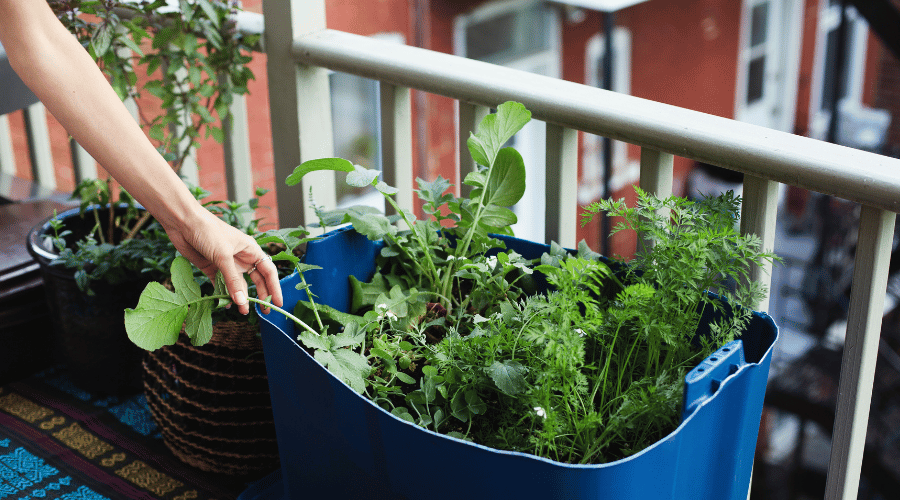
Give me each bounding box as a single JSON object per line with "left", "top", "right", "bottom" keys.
{"left": 385, "top": 311, "right": 398, "bottom": 321}
{"left": 534, "top": 406, "right": 546, "bottom": 419}
{"left": 575, "top": 328, "right": 585, "bottom": 337}
{"left": 446, "top": 255, "right": 456, "bottom": 261}
{"left": 375, "top": 303, "right": 388, "bottom": 313}
{"left": 486, "top": 256, "right": 498, "bottom": 268}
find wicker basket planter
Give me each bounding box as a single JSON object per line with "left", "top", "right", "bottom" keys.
{"left": 143, "top": 320, "right": 279, "bottom": 477}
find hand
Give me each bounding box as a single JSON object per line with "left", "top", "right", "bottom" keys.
{"left": 163, "top": 209, "right": 283, "bottom": 315}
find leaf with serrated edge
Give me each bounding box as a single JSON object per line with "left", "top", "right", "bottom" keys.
{"left": 487, "top": 360, "right": 529, "bottom": 396}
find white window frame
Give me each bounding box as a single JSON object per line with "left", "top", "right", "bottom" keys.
{"left": 807, "top": 0, "right": 869, "bottom": 140}
{"left": 734, "top": 0, "right": 804, "bottom": 133}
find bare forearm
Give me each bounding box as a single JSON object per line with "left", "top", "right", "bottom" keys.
{"left": 0, "top": 0, "right": 201, "bottom": 229}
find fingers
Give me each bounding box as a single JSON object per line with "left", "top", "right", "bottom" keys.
{"left": 218, "top": 255, "right": 250, "bottom": 315}
{"left": 248, "top": 256, "right": 282, "bottom": 314}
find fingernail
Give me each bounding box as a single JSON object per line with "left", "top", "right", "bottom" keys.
{"left": 234, "top": 291, "right": 247, "bottom": 305}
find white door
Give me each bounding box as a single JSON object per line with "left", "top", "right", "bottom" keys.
{"left": 455, "top": 0, "right": 560, "bottom": 243}
{"left": 735, "top": 0, "right": 803, "bottom": 132}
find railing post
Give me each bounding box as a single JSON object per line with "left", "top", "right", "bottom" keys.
{"left": 23, "top": 103, "right": 55, "bottom": 190}
{"left": 0, "top": 114, "right": 14, "bottom": 175}
{"left": 638, "top": 147, "right": 673, "bottom": 198}
{"left": 380, "top": 83, "right": 414, "bottom": 218}
{"left": 70, "top": 140, "right": 97, "bottom": 183}
{"left": 638, "top": 147, "right": 674, "bottom": 251}
{"left": 545, "top": 124, "right": 578, "bottom": 248}
{"left": 825, "top": 206, "right": 896, "bottom": 500}
{"left": 263, "top": 0, "right": 335, "bottom": 228}
{"left": 740, "top": 175, "right": 780, "bottom": 312}
{"left": 458, "top": 102, "right": 489, "bottom": 199}
{"left": 224, "top": 91, "right": 254, "bottom": 205}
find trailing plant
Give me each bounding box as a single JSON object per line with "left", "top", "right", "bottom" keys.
{"left": 45, "top": 181, "right": 269, "bottom": 297}
{"left": 124, "top": 102, "right": 777, "bottom": 464}
{"left": 51, "top": 0, "right": 258, "bottom": 170}
{"left": 45, "top": 0, "right": 259, "bottom": 265}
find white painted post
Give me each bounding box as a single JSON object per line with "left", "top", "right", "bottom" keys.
{"left": 458, "top": 102, "right": 489, "bottom": 198}
{"left": 0, "top": 114, "right": 15, "bottom": 175}
{"left": 224, "top": 92, "right": 254, "bottom": 204}
{"left": 638, "top": 147, "right": 673, "bottom": 199}
{"left": 637, "top": 147, "right": 674, "bottom": 251}
{"left": 824, "top": 206, "right": 896, "bottom": 500}
{"left": 263, "top": 0, "right": 335, "bottom": 228}
{"left": 740, "top": 175, "right": 780, "bottom": 312}
{"left": 545, "top": 124, "right": 578, "bottom": 248}
{"left": 71, "top": 141, "right": 98, "bottom": 183}
{"left": 23, "top": 103, "right": 55, "bottom": 189}
{"left": 379, "top": 83, "right": 413, "bottom": 218}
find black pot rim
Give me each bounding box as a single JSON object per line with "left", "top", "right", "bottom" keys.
{"left": 26, "top": 203, "right": 146, "bottom": 266}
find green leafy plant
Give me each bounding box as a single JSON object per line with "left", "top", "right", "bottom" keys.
{"left": 45, "top": 1, "right": 259, "bottom": 272}
{"left": 45, "top": 179, "right": 174, "bottom": 294}
{"left": 51, "top": 0, "right": 258, "bottom": 169}
{"left": 124, "top": 102, "right": 777, "bottom": 464}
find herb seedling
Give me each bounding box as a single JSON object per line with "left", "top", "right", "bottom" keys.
{"left": 124, "top": 102, "right": 777, "bottom": 465}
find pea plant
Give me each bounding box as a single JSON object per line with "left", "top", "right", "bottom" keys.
{"left": 123, "top": 102, "right": 777, "bottom": 464}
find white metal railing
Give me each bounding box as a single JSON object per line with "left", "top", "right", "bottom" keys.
{"left": 263, "top": 1, "right": 900, "bottom": 499}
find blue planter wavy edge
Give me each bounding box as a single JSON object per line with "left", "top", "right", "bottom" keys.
{"left": 253, "top": 226, "right": 779, "bottom": 500}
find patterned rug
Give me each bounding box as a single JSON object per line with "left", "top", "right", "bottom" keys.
{"left": 0, "top": 367, "right": 258, "bottom": 500}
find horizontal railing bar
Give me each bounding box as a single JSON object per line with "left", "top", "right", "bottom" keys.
{"left": 292, "top": 29, "right": 900, "bottom": 213}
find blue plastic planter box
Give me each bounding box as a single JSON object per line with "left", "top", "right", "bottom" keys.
{"left": 254, "top": 227, "right": 778, "bottom": 500}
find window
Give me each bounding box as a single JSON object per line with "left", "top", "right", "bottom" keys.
{"left": 580, "top": 27, "right": 635, "bottom": 204}
{"left": 808, "top": 1, "right": 868, "bottom": 139}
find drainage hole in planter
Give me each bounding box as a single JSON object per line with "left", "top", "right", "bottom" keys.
{"left": 710, "top": 357, "right": 719, "bottom": 362}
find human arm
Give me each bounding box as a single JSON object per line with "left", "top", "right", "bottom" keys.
{"left": 0, "top": 0, "right": 282, "bottom": 314}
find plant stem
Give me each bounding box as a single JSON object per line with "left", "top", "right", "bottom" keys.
{"left": 243, "top": 296, "right": 321, "bottom": 336}
{"left": 383, "top": 195, "right": 441, "bottom": 291}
